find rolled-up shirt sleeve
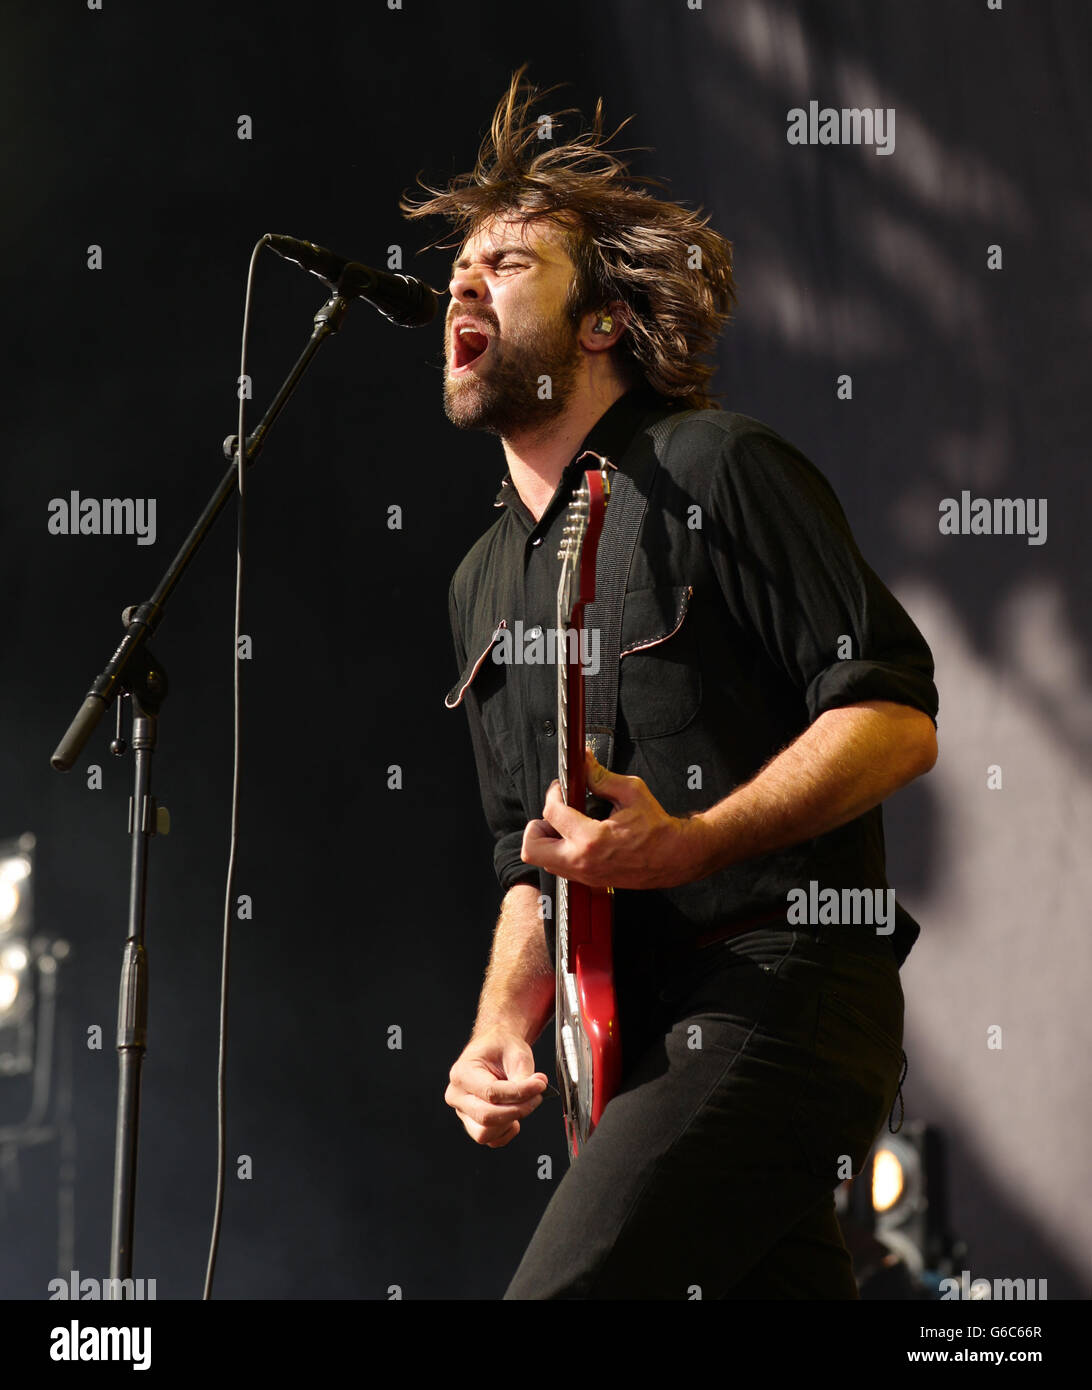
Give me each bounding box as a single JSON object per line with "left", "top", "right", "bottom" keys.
{"left": 448, "top": 579, "right": 538, "bottom": 894}
{"left": 704, "top": 421, "right": 939, "bottom": 727}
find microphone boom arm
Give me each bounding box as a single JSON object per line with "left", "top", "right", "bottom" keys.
{"left": 50, "top": 286, "right": 351, "bottom": 772}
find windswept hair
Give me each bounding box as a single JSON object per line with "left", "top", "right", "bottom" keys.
{"left": 400, "top": 64, "right": 737, "bottom": 409}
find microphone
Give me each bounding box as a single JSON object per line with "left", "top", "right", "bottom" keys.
{"left": 266, "top": 234, "right": 440, "bottom": 327}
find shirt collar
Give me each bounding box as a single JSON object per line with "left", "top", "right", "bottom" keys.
{"left": 492, "top": 385, "right": 679, "bottom": 519}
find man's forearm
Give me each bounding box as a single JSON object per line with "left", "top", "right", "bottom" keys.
{"left": 686, "top": 700, "right": 938, "bottom": 880}
{"left": 473, "top": 882, "right": 555, "bottom": 1044}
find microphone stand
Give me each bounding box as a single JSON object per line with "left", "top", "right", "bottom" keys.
{"left": 51, "top": 285, "right": 352, "bottom": 1293}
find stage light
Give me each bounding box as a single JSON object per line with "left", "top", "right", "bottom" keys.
{"left": 0, "top": 943, "right": 30, "bottom": 1017}
{"left": 1, "top": 945, "right": 29, "bottom": 974}
{"left": 840, "top": 1121, "right": 963, "bottom": 1298}
{"left": 0, "top": 969, "right": 19, "bottom": 1013}
{"left": 0, "top": 881, "right": 19, "bottom": 928}
{"left": 0, "top": 854, "right": 31, "bottom": 883}
{"left": 0, "top": 838, "right": 33, "bottom": 936}
{"left": 0, "top": 834, "right": 37, "bottom": 1071}
{"left": 0, "top": 853, "right": 32, "bottom": 929}
{"left": 872, "top": 1134, "right": 923, "bottom": 1217}
{"left": 871, "top": 1128, "right": 933, "bottom": 1256}
{"left": 872, "top": 1147, "right": 904, "bottom": 1212}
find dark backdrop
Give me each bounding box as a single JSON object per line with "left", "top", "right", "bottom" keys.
{"left": 2, "top": 0, "right": 1089, "bottom": 1303}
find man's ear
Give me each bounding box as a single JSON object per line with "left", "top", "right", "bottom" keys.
{"left": 580, "top": 300, "right": 629, "bottom": 350}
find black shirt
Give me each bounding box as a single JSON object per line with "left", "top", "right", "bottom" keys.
{"left": 446, "top": 385, "right": 939, "bottom": 966}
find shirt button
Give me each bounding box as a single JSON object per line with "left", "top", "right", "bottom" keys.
{"left": 543, "top": 720, "right": 555, "bottom": 736}
{"left": 531, "top": 536, "right": 543, "bottom": 546}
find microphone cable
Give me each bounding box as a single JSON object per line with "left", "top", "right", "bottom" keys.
{"left": 202, "top": 233, "right": 270, "bottom": 1300}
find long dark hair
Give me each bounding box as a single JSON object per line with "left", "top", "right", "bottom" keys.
{"left": 400, "top": 64, "right": 737, "bottom": 409}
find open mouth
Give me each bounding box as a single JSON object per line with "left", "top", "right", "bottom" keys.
{"left": 451, "top": 326, "right": 492, "bottom": 374}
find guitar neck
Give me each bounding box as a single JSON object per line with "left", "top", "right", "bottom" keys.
{"left": 556, "top": 602, "right": 589, "bottom": 813}
{"left": 555, "top": 465, "right": 608, "bottom": 817}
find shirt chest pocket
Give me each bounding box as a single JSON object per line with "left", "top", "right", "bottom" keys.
{"left": 445, "top": 619, "right": 525, "bottom": 778}
{"left": 617, "top": 585, "right": 701, "bottom": 740}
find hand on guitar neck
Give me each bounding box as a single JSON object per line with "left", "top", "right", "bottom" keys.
{"left": 521, "top": 747, "right": 712, "bottom": 891}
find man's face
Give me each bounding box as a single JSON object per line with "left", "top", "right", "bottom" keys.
{"left": 443, "top": 214, "right": 583, "bottom": 437}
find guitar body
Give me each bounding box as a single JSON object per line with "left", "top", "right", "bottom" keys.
{"left": 556, "top": 877, "right": 618, "bottom": 1160}
{"left": 554, "top": 463, "right": 621, "bottom": 1161}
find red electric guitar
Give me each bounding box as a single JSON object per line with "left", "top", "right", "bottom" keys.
{"left": 554, "top": 463, "right": 621, "bottom": 1161}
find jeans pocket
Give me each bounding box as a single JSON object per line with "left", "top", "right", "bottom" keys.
{"left": 790, "top": 989, "right": 905, "bottom": 1182}
{"left": 656, "top": 931, "right": 795, "bottom": 1009}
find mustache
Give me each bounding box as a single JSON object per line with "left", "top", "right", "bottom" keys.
{"left": 447, "top": 313, "right": 498, "bottom": 334}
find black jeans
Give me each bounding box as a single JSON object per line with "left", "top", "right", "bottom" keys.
{"left": 504, "top": 922, "right": 906, "bottom": 1299}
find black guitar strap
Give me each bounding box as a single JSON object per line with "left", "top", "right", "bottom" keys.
{"left": 582, "top": 408, "right": 693, "bottom": 777}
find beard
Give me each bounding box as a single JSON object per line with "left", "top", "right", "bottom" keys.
{"left": 443, "top": 306, "right": 582, "bottom": 439}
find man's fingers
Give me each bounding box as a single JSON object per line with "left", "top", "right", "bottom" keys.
{"left": 445, "top": 1037, "right": 550, "bottom": 1146}
{"left": 538, "top": 759, "right": 641, "bottom": 838}
{"left": 585, "top": 748, "right": 640, "bottom": 805}
{"left": 450, "top": 1084, "right": 544, "bottom": 1126}
{"left": 531, "top": 780, "right": 605, "bottom": 853}
{"left": 486, "top": 1122, "right": 520, "bottom": 1148}
{"left": 451, "top": 1094, "right": 535, "bottom": 1145}
{"left": 446, "top": 1060, "right": 549, "bottom": 1143}
{"left": 523, "top": 816, "right": 561, "bottom": 845}
{"left": 521, "top": 819, "right": 566, "bottom": 872}
{"left": 458, "top": 1114, "right": 520, "bottom": 1148}
{"left": 456, "top": 1062, "right": 548, "bottom": 1106}
{"left": 540, "top": 797, "right": 589, "bottom": 839}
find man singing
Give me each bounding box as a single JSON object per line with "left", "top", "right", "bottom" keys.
{"left": 401, "top": 66, "right": 939, "bottom": 1299}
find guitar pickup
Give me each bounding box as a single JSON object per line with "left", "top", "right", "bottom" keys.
{"left": 560, "top": 1024, "right": 580, "bottom": 1085}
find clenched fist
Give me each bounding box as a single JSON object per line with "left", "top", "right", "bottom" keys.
{"left": 446, "top": 1029, "right": 550, "bottom": 1148}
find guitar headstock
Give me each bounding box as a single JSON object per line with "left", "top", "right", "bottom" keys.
{"left": 558, "top": 456, "right": 611, "bottom": 624}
